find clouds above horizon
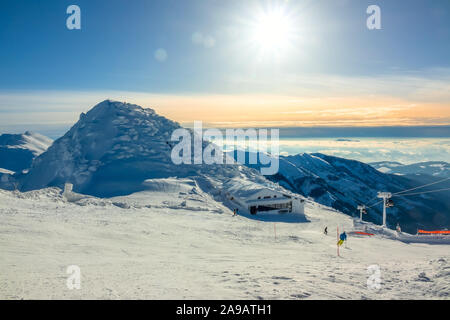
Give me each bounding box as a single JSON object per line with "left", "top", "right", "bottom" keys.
{"left": 0, "top": 67, "right": 448, "bottom": 128}
{"left": 277, "top": 138, "right": 450, "bottom": 164}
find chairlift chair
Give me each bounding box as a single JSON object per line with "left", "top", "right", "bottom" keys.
{"left": 386, "top": 199, "right": 394, "bottom": 207}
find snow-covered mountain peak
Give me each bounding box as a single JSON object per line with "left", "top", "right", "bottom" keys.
{"left": 0, "top": 131, "right": 53, "bottom": 173}
{"left": 66, "top": 99, "right": 180, "bottom": 153}
{"left": 19, "top": 100, "right": 266, "bottom": 197}
{"left": 19, "top": 100, "right": 185, "bottom": 195}
{"left": 0, "top": 131, "right": 52, "bottom": 155}
{"left": 81, "top": 100, "right": 157, "bottom": 121}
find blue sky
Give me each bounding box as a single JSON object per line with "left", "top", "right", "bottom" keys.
{"left": 1, "top": 0, "right": 449, "bottom": 92}
{"left": 0, "top": 0, "right": 449, "bottom": 130}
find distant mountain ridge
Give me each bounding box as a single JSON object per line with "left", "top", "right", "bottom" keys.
{"left": 1, "top": 100, "right": 448, "bottom": 233}
{"left": 0, "top": 131, "right": 53, "bottom": 173}
{"left": 370, "top": 161, "right": 450, "bottom": 178}
{"left": 232, "top": 151, "right": 450, "bottom": 233}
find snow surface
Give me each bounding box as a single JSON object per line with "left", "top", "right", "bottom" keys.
{"left": 0, "top": 168, "right": 14, "bottom": 175}
{"left": 0, "top": 131, "right": 52, "bottom": 155}
{"left": 231, "top": 151, "right": 450, "bottom": 233}
{"left": 0, "top": 186, "right": 448, "bottom": 300}
{"left": 377, "top": 167, "right": 392, "bottom": 174}
{"left": 0, "top": 131, "right": 53, "bottom": 173}
{"left": 1, "top": 101, "right": 448, "bottom": 300}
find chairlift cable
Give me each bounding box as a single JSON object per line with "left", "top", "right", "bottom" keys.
{"left": 362, "top": 177, "right": 450, "bottom": 208}
{"left": 360, "top": 187, "right": 450, "bottom": 213}
{"left": 366, "top": 199, "right": 383, "bottom": 209}
{"left": 364, "top": 195, "right": 383, "bottom": 207}
{"left": 392, "top": 187, "right": 450, "bottom": 197}
{"left": 391, "top": 177, "right": 450, "bottom": 196}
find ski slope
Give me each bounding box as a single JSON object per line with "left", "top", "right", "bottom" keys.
{"left": 0, "top": 183, "right": 448, "bottom": 300}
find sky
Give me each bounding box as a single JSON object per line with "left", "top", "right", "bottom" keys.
{"left": 275, "top": 138, "right": 450, "bottom": 164}
{"left": 0, "top": 0, "right": 449, "bottom": 129}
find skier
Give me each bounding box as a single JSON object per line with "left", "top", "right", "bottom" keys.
{"left": 396, "top": 223, "right": 402, "bottom": 233}
{"left": 337, "top": 231, "right": 347, "bottom": 246}
{"left": 324, "top": 226, "right": 328, "bottom": 235}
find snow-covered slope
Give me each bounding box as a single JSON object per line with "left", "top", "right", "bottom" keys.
{"left": 0, "top": 102, "right": 448, "bottom": 299}
{"left": 371, "top": 161, "right": 450, "bottom": 178}
{"left": 233, "top": 152, "right": 450, "bottom": 233}
{"left": 0, "top": 186, "right": 448, "bottom": 299}
{"left": 0, "top": 131, "right": 52, "bottom": 173}
{"left": 19, "top": 100, "right": 265, "bottom": 197}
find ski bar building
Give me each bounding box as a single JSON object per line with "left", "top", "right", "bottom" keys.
{"left": 224, "top": 179, "right": 305, "bottom": 215}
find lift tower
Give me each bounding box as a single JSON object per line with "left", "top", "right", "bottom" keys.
{"left": 357, "top": 205, "right": 367, "bottom": 222}
{"left": 377, "top": 192, "right": 392, "bottom": 227}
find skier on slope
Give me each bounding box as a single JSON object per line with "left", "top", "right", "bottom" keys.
{"left": 337, "top": 231, "right": 347, "bottom": 246}
{"left": 324, "top": 226, "right": 328, "bottom": 235}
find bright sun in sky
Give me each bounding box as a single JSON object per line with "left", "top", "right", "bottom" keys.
{"left": 250, "top": 7, "right": 295, "bottom": 55}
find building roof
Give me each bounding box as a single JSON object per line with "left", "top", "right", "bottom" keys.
{"left": 224, "top": 178, "right": 286, "bottom": 200}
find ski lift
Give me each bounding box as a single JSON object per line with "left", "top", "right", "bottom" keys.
{"left": 386, "top": 199, "right": 394, "bottom": 207}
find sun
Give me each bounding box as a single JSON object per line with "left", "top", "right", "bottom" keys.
{"left": 250, "top": 7, "right": 295, "bottom": 54}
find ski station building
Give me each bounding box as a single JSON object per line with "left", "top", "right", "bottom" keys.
{"left": 224, "top": 179, "right": 305, "bottom": 215}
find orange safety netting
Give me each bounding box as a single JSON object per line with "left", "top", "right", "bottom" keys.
{"left": 351, "top": 231, "right": 374, "bottom": 236}
{"left": 418, "top": 229, "right": 450, "bottom": 235}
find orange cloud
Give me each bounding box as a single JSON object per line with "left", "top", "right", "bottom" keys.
{"left": 1, "top": 90, "right": 448, "bottom": 128}
{"left": 142, "top": 94, "right": 449, "bottom": 127}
